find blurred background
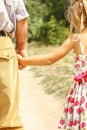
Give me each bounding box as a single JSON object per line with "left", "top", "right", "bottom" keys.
{"left": 19, "top": 2, "right": 72, "bottom": 129}
{"left": 24, "top": 0, "right": 74, "bottom": 98}
{"left": 25, "top": 0, "right": 70, "bottom": 45}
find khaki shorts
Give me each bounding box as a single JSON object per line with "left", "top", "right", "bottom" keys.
{"left": 0, "top": 127, "right": 24, "bottom": 130}
{"left": 0, "top": 36, "right": 23, "bottom": 130}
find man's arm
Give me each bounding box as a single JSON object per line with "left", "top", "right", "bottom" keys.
{"left": 15, "top": 0, "right": 29, "bottom": 69}
{"left": 15, "top": 18, "right": 28, "bottom": 69}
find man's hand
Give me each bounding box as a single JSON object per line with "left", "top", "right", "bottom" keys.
{"left": 15, "top": 18, "right": 28, "bottom": 69}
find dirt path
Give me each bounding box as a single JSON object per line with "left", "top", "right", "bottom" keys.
{"left": 19, "top": 67, "right": 65, "bottom": 130}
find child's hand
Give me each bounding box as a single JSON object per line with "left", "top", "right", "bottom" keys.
{"left": 17, "top": 54, "right": 23, "bottom": 59}
{"left": 17, "top": 54, "right": 24, "bottom": 66}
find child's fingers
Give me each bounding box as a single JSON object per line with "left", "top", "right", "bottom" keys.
{"left": 17, "top": 54, "right": 22, "bottom": 59}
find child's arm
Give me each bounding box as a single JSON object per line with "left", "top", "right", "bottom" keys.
{"left": 18, "top": 36, "right": 74, "bottom": 66}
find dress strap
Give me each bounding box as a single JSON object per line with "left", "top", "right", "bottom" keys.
{"left": 78, "top": 34, "right": 85, "bottom": 54}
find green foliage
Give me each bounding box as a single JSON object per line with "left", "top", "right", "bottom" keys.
{"left": 41, "top": 16, "right": 69, "bottom": 45}
{"left": 25, "top": 0, "right": 69, "bottom": 45}
{"left": 25, "top": 0, "right": 47, "bottom": 40}
{"left": 42, "top": 0, "right": 65, "bottom": 20}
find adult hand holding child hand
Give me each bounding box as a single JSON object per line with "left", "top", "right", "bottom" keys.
{"left": 17, "top": 54, "right": 25, "bottom": 67}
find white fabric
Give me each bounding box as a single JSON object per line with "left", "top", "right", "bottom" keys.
{"left": 79, "top": 42, "right": 85, "bottom": 54}
{"left": 0, "top": 0, "right": 14, "bottom": 32}
{"left": 78, "top": 34, "right": 85, "bottom": 54}
{"left": 0, "top": 0, "right": 29, "bottom": 37}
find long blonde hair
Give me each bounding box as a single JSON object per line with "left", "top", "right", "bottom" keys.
{"left": 67, "top": 0, "right": 87, "bottom": 33}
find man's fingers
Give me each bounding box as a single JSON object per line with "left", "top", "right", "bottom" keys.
{"left": 18, "top": 64, "right": 26, "bottom": 70}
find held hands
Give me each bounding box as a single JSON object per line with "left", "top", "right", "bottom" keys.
{"left": 15, "top": 18, "right": 28, "bottom": 70}
{"left": 16, "top": 48, "right": 28, "bottom": 69}
{"left": 17, "top": 54, "right": 25, "bottom": 67}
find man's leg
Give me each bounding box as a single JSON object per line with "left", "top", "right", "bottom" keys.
{"left": 0, "top": 37, "right": 23, "bottom": 128}
{"left": 0, "top": 127, "right": 24, "bottom": 130}
{"left": 12, "top": 128, "right": 24, "bottom": 130}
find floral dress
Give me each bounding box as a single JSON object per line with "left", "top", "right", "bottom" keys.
{"left": 58, "top": 39, "right": 87, "bottom": 130}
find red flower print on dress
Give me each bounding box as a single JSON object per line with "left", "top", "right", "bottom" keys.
{"left": 68, "top": 121, "right": 73, "bottom": 127}
{"left": 85, "top": 103, "right": 87, "bottom": 108}
{"left": 73, "top": 120, "right": 78, "bottom": 126}
{"left": 60, "top": 120, "right": 65, "bottom": 125}
{"left": 81, "top": 107, "right": 85, "bottom": 113}
{"left": 82, "top": 60, "right": 85, "bottom": 66}
{"left": 81, "top": 122, "right": 86, "bottom": 128}
{"left": 64, "top": 108, "right": 68, "bottom": 113}
{"left": 74, "top": 71, "right": 87, "bottom": 83}
{"left": 70, "top": 90, "right": 74, "bottom": 95}
{"left": 69, "top": 107, "right": 73, "bottom": 114}
{"left": 74, "top": 83, "right": 76, "bottom": 89}
{"left": 74, "top": 101, "right": 79, "bottom": 106}
{"left": 75, "top": 56, "right": 80, "bottom": 61}
{"left": 67, "top": 97, "right": 74, "bottom": 103}
{"left": 77, "top": 107, "right": 85, "bottom": 114}
{"left": 75, "top": 64, "right": 80, "bottom": 69}
{"left": 85, "top": 77, "right": 87, "bottom": 82}
{"left": 77, "top": 108, "right": 81, "bottom": 114}
{"left": 81, "top": 96, "right": 85, "bottom": 104}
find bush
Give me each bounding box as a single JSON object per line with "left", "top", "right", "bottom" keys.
{"left": 25, "top": 0, "right": 69, "bottom": 45}
{"left": 40, "top": 16, "right": 69, "bottom": 45}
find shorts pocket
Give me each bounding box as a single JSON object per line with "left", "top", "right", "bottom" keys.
{"left": 0, "top": 48, "right": 15, "bottom": 60}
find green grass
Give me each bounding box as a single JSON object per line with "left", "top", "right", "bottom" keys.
{"left": 28, "top": 42, "right": 74, "bottom": 98}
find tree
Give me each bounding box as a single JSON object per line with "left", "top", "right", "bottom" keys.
{"left": 25, "top": 0, "right": 69, "bottom": 44}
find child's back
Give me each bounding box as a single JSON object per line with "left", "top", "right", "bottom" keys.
{"left": 73, "top": 32, "right": 87, "bottom": 55}
{"left": 58, "top": 31, "right": 87, "bottom": 129}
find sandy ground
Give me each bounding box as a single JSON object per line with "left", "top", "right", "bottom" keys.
{"left": 19, "top": 67, "right": 65, "bottom": 130}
